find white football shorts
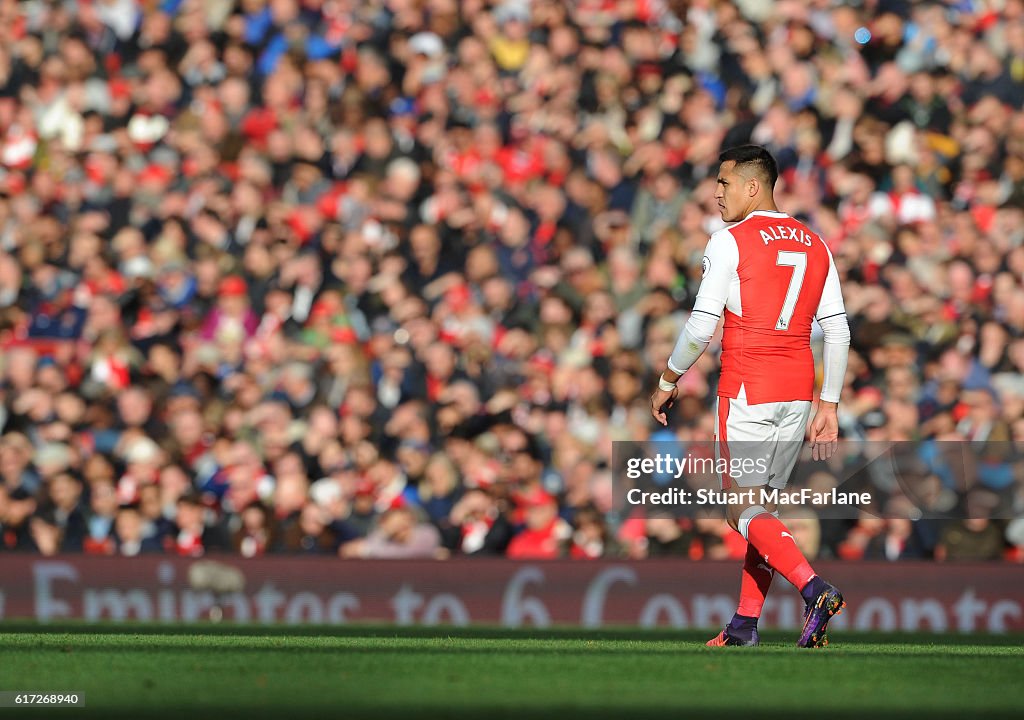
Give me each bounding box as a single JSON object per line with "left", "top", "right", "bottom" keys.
{"left": 714, "top": 385, "right": 811, "bottom": 490}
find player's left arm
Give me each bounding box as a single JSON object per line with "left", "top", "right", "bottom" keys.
{"left": 809, "top": 248, "right": 850, "bottom": 458}
{"left": 651, "top": 231, "right": 734, "bottom": 426}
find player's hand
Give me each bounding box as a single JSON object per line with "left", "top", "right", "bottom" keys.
{"left": 650, "top": 386, "right": 679, "bottom": 427}
{"left": 808, "top": 403, "right": 839, "bottom": 461}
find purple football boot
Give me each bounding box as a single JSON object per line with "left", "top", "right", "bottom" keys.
{"left": 797, "top": 582, "right": 845, "bottom": 648}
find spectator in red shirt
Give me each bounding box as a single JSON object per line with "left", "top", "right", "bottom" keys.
{"left": 199, "top": 275, "right": 259, "bottom": 345}
{"left": 507, "top": 488, "right": 569, "bottom": 560}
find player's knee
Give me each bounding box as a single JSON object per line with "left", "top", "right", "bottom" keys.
{"left": 736, "top": 505, "right": 770, "bottom": 540}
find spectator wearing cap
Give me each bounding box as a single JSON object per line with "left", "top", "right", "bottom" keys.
{"left": 300, "top": 292, "right": 358, "bottom": 353}
{"left": 507, "top": 487, "right": 568, "bottom": 560}
{"left": 344, "top": 479, "right": 380, "bottom": 539}
{"left": 490, "top": 3, "right": 531, "bottom": 73}
{"left": 116, "top": 437, "right": 163, "bottom": 506}
{"left": 200, "top": 275, "right": 258, "bottom": 345}
{"left": 310, "top": 474, "right": 357, "bottom": 531}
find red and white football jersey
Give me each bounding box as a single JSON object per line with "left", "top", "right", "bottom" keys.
{"left": 695, "top": 210, "right": 845, "bottom": 404}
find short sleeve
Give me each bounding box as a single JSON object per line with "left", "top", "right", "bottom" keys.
{"left": 692, "top": 229, "right": 738, "bottom": 318}
{"left": 815, "top": 246, "right": 846, "bottom": 320}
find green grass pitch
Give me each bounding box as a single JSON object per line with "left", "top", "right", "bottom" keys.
{"left": 0, "top": 624, "right": 1021, "bottom": 719}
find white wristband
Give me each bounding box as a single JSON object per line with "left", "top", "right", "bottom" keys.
{"left": 658, "top": 374, "right": 677, "bottom": 392}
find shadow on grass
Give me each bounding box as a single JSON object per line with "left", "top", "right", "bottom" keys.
{"left": 1, "top": 639, "right": 1020, "bottom": 664}
{"left": 1, "top": 621, "right": 1021, "bottom": 647}
{"left": 61, "top": 704, "right": 1024, "bottom": 720}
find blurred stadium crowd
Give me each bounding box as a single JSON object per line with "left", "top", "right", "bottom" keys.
{"left": 0, "top": 0, "right": 1023, "bottom": 562}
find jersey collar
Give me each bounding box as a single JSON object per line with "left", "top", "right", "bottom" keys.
{"left": 747, "top": 210, "right": 788, "bottom": 219}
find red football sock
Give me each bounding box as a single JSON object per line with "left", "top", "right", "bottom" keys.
{"left": 737, "top": 542, "right": 774, "bottom": 617}
{"left": 745, "top": 512, "right": 815, "bottom": 592}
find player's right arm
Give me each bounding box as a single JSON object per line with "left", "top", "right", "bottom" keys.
{"left": 650, "top": 230, "right": 736, "bottom": 426}
{"left": 668, "top": 229, "right": 736, "bottom": 375}
{"left": 808, "top": 248, "right": 849, "bottom": 459}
